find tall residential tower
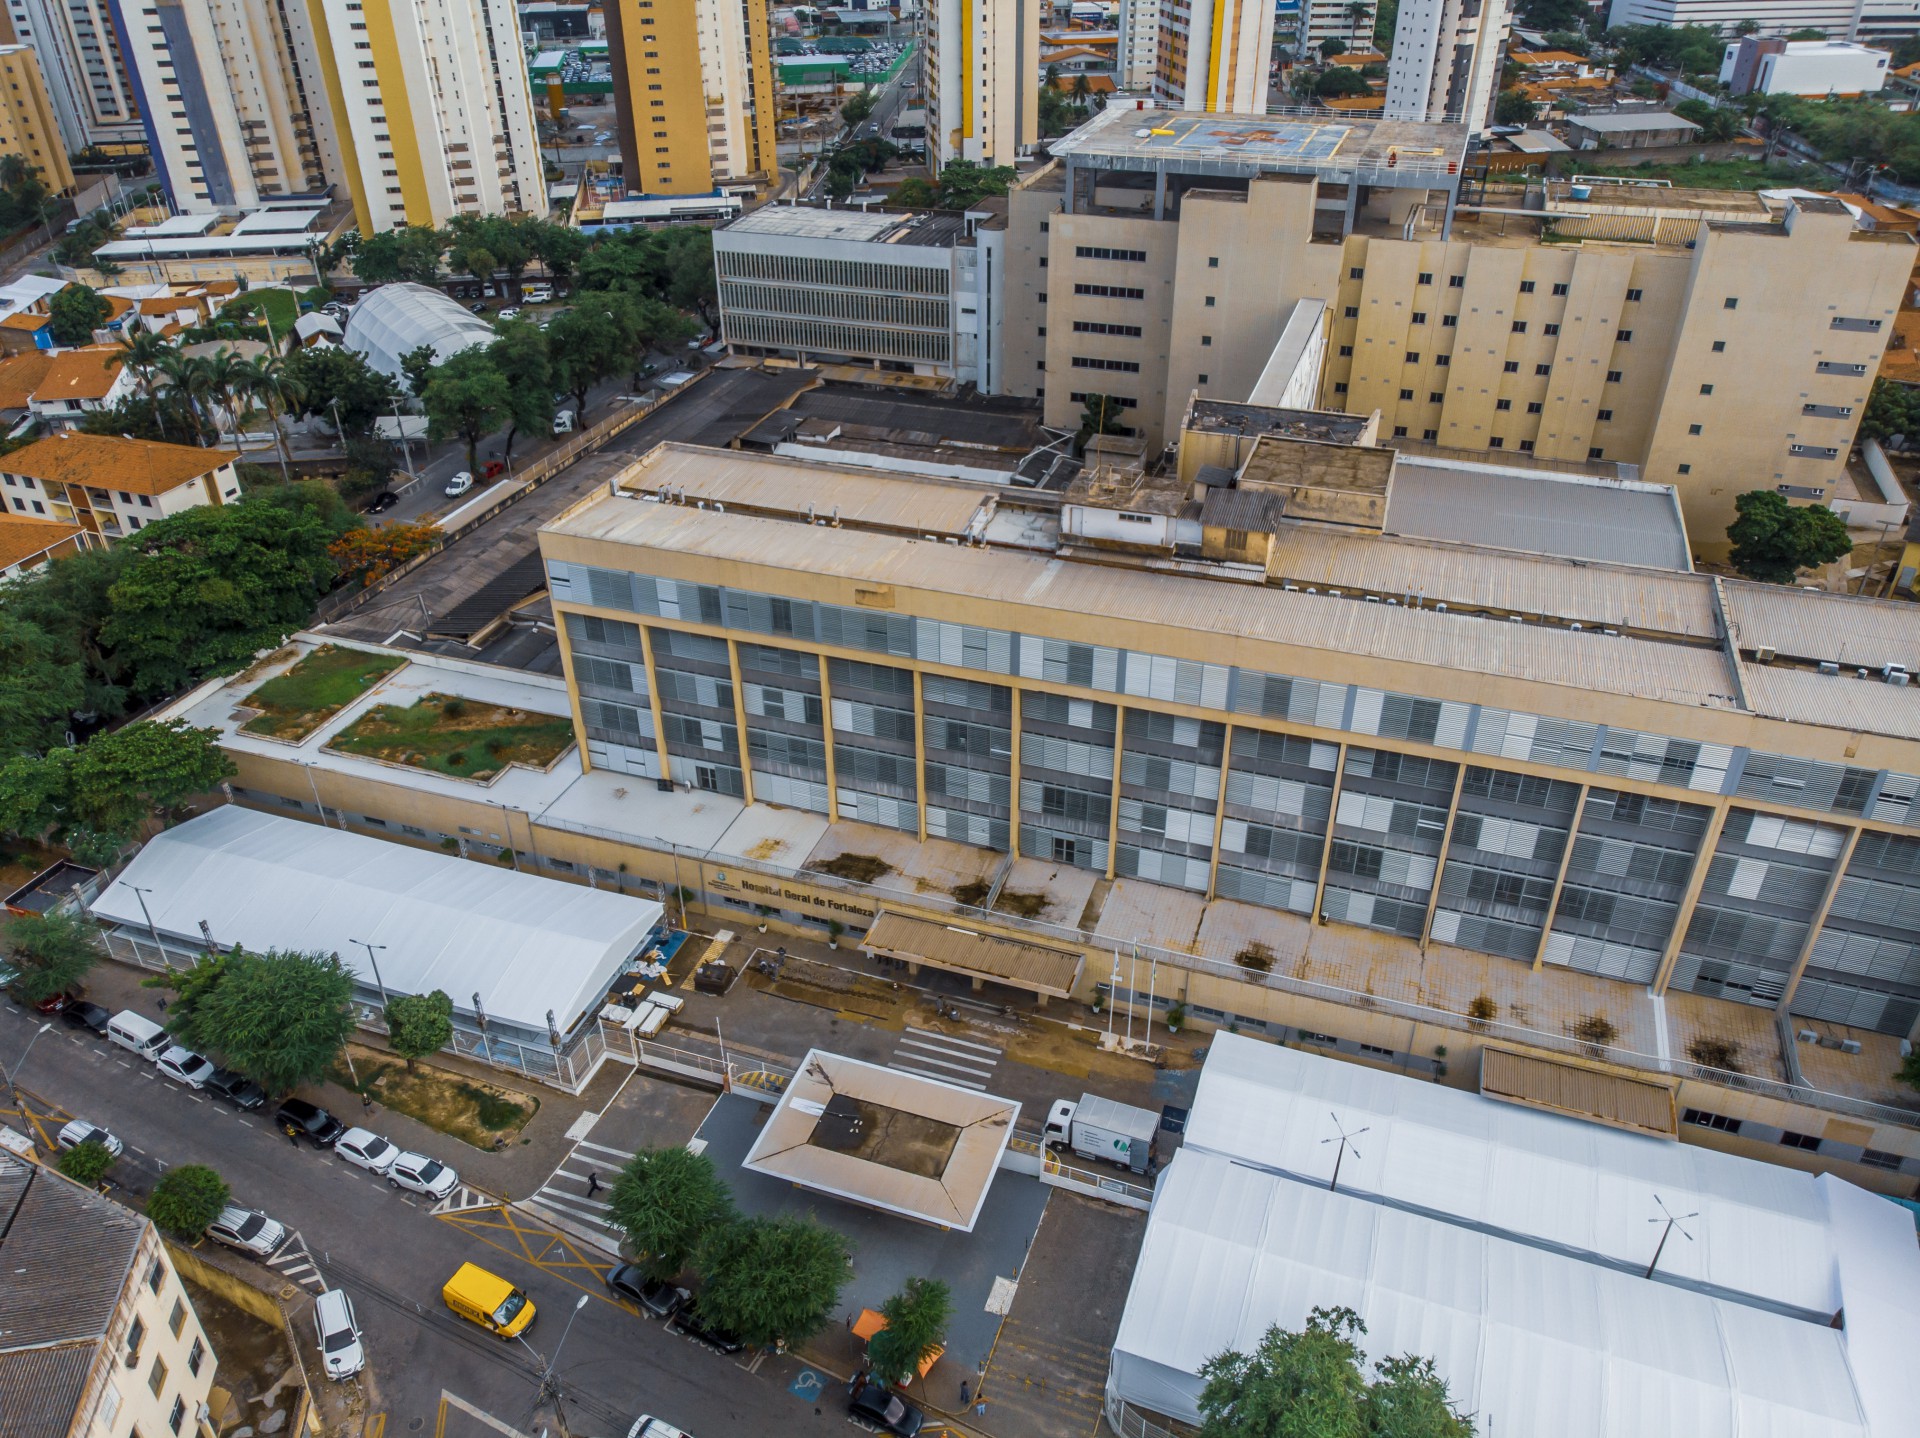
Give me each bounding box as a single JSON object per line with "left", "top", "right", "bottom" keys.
{"left": 604, "top": 0, "right": 776, "bottom": 197}
{"left": 1153, "top": 0, "right": 1276, "bottom": 111}
{"left": 1384, "top": 0, "right": 1510, "bottom": 129}
{"left": 927, "top": 0, "right": 1039, "bottom": 167}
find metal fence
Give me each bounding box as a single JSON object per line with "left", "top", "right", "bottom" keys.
{"left": 532, "top": 814, "right": 1920, "bottom": 1131}
{"left": 1041, "top": 1152, "right": 1154, "bottom": 1211}
{"left": 1103, "top": 1397, "right": 1190, "bottom": 1438}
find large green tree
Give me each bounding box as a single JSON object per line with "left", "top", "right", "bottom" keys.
{"left": 385, "top": 989, "right": 453, "bottom": 1068}
{"left": 147, "top": 1164, "right": 230, "bottom": 1237}
{"left": 1197, "top": 1307, "right": 1474, "bottom": 1438}
{"left": 100, "top": 492, "right": 343, "bottom": 695}
{"left": 351, "top": 225, "right": 446, "bottom": 285}
{"left": 1, "top": 543, "right": 129, "bottom": 723}
{"left": 422, "top": 348, "right": 512, "bottom": 473}
{"left": 1726, "top": 490, "right": 1853, "bottom": 585}
{"left": 58, "top": 1139, "right": 116, "bottom": 1187}
{"left": 48, "top": 284, "right": 110, "bottom": 346}
{"left": 867, "top": 1278, "right": 952, "bottom": 1386}
{"left": 1, "top": 910, "right": 101, "bottom": 1002}
{"left": 488, "top": 320, "right": 554, "bottom": 455}
{"left": 0, "top": 610, "right": 87, "bottom": 755}
{"left": 0, "top": 721, "right": 232, "bottom": 863}
{"left": 695, "top": 1214, "right": 853, "bottom": 1349}
{"left": 159, "top": 948, "right": 357, "bottom": 1094}
{"left": 1860, "top": 378, "right": 1920, "bottom": 446}
{"left": 609, "top": 1146, "right": 734, "bottom": 1277}
{"left": 283, "top": 346, "right": 401, "bottom": 436}
{"left": 547, "top": 300, "right": 631, "bottom": 424}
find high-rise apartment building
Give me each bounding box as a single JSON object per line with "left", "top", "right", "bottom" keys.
{"left": 2, "top": 0, "right": 141, "bottom": 152}
{"left": 926, "top": 0, "right": 1039, "bottom": 167}
{"left": 1609, "top": 0, "right": 1920, "bottom": 44}
{"left": 1153, "top": 0, "right": 1274, "bottom": 111}
{"left": 1001, "top": 107, "right": 1909, "bottom": 550}
{"left": 1384, "top": 0, "right": 1509, "bottom": 129}
{"left": 303, "top": 0, "right": 545, "bottom": 230}
{"left": 1299, "top": 0, "right": 1377, "bottom": 58}
{"left": 1117, "top": 0, "right": 1160, "bottom": 89}
{"left": 118, "top": 0, "right": 338, "bottom": 213}
{"left": 0, "top": 43, "right": 75, "bottom": 192}
{"left": 118, "top": 0, "right": 544, "bottom": 226}
{"left": 604, "top": 0, "right": 776, "bottom": 198}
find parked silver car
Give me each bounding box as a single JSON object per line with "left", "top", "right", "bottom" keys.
{"left": 207, "top": 1205, "right": 287, "bottom": 1258}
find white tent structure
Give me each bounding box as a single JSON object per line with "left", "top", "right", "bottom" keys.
{"left": 1106, "top": 1034, "right": 1920, "bottom": 1437}
{"left": 91, "top": 807, "right": 663, "bottom": 1043}
{"left": 343, "top": 281, "right": 495, "bottom": 381}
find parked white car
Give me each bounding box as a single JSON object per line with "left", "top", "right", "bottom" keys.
{"left": 387, "top": 1151, "right": 459, "bottom": 1199}
{"left": 155, "top": 1045, "right": 214, "bottom": 1089}
{"left": 314, "top": 1290, "right": 365, "bottom": 1380}
{"left": 56, "top": 1119, "right": 123, "bottom": 1157}
{"left": 334, "top": 1128, "right": 399, "bottom": 1176}
{"left": 207, "top": 1205, "right": 287, "bottom": 1257}
{"left": 497, "top": 307, "right": 521, "bottom": 322}
{"left": 444, "top": 471, "right": 474, "bottom": 497}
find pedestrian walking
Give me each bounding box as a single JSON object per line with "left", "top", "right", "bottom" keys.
{"left": 586, "top": 1171, "right": 601, "bottom": 1197}
{"left": 959, "top": 1380, "right": 970, "bottom": 1407}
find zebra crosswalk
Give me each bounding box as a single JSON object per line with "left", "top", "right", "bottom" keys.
{"left": 526, "top": 1137, "right": 634, "bottom": 1242}
{"left": 265, "top": 1231, "right": 327, "bottom": 1294}
{"left": 888, "top": 1026, "right": 1003, "bottom": 1091}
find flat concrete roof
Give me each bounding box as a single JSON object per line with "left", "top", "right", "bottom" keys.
{"left": 742, "top": 1049, "right": 1018, "bottom": 1231}
{"left": 720, "top": 206, "right": 967, "bottom": 248}
{"left": 1049, "top": 105, "right": 1470, "bottom": 184}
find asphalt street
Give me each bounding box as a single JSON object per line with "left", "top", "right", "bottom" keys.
{"left": 0, "top": 997, "right": 866, "bottom": 1438}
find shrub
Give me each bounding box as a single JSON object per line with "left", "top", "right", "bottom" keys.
{"left": 147, "top": 1164, "right": 230, "bottom": 1237}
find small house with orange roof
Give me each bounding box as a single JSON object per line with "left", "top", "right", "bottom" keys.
{"left": 0, "top": 513, "right": 95, "bottom": 580}
{"left": 0, "top": 433, "right": 242, "bottom": 541}
{"left": 0, "top": 349, "right": 53, "bottom": 423}
{"left": 25, "top": 347, "right": 134, "bottom": 429}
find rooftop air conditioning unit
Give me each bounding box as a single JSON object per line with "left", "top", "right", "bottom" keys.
{"left": 1571, "top": 623, "right": 1584, "bottom": 631}
{"left": 1284, "top": 583, "right": 1299, "bottom": 591}
{"left": 1818, "top": 661, "right": 1840, "bottom": 675}
{"left": 1754, "top": 645, "right": 1776, "bottom": 663}
{"left": 1891, "top": 672, "right": 1911, "bottom": 687}
{"left": 1435, "top": 602, "right": 1448, "bottom": 613}
{"left": 1796, "top": 1029, "right": 1818, "bottom": 1043}
{"left": 1510, "top": 615, "right": 1523, "bottom": 624}
{"left": 1840, "top": 1039, "right": 1863, "bottom": 1054}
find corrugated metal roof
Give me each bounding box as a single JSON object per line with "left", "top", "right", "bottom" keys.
{"left": 0, "top": 1344, "right": 100, "bottom": 1438}
{"left": 1479, "top": 1043, "right": 1677, "bottom": 1138}
{"left": 862, "top": 911, "right": 1083, "bottom": 995}
{"left": 0, "top": 1157, "right": 143, "bottom": 1349}
{"left": 1262, "top": 526, "right": 1718, "bottom": 637}
{"left": 1739, "top": 665, "right": 1920, "bottom": 741}
{"left": 1723, "top": 581, "right": 1920, "bottom": 672}
{"left": 552, "top": 503, "right": 1741, "bottom": 712}
{"left": 1385, "top": 461, "right": 1693, "bottom": 573}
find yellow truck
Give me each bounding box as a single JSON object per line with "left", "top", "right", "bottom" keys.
{"left": 443, "top": 1262, "right": 536, "bottom": 1339}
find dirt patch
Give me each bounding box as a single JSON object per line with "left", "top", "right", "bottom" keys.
{"left": 1687, "top": 1036, "right": 1744, "bottom": 1073}
{"left": 951, "top": 879, "right": 993, "bottom": 908}
{"left": 807, "top": 852, "right": 895, "bottom": 884}
{"left": 993, "top": 889, "right": 1052, "bottom": 920}
{"left": 1467, "top": 994, "right": 1497, "bottom": 1023}
{"left": 178, "top": 1276, "right": 308, "bottom": 1436}
{"left": 326, "top": 691, "right": 574, "bottom": 781}
{"left": 1570, "top": 1013, "right": 1618, "bottom": 1048}
{"left": 0, "top": 840, "right": 62, "bottom": 897}
{"left": 328, "top": 1043, "right": 539, "bottom": 1149}
{"left": 1234, "top": 941, "right": 1275, "bottom": 974}
{"left": 748, "top": 954, "right": 903, "bottom": 1021}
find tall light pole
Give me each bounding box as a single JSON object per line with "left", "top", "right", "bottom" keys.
{"left": 125, "top": 883, "right": 166, "bottom": 961}
{"left": 520, "top": 1292, "right": 590, "bottom": 1438}
{"left": 1645, "top": 1194, "right": 1698, "bottom": 1280}
{"left": 1321, "top": 1112, "right": 1370, "bottom": 1194}
{"left": 350, "top": 938, "right": 391, "bottom": 1007}
{"left": 5, "top": 1022, "right": 53, "bottom": 1103}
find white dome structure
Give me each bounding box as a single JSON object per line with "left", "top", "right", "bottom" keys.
{"left": 343, "top": 282, "right": 495, "bottom": 381}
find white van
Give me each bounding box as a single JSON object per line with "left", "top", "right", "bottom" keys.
{"left": 106, "top": 1010, "right": 170, "bottom": 1061}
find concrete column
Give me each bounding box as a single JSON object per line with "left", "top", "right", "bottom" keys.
{"left": 1008, "top": 687, "right": 1024, "bottom": 859}
{"left": 1651, "top": 802, "right": 1732, "bottom": 996}
{"left": 725, "top": 638, "right": 755, "bottom": 807}
{"left": 1105, "top": 706, "right": 1126, "bottom": 880}
{"left": 638, "top": 626, "right": 673, "bottom": 784}
{"left": 1309, "top": 742, "right": 1349, "bottom": 921}
{"left": 1775, "top": 824, "right": 1862, "bottom": 1018}
{"left": 1418, "top": 763, "right": 1470, "bottom": 952}
{"left": 912, "top": 668, "right": 929, "bottom": 843}
{"left": 817, "top": 654, "right": 840, "bottom": 816}
{"left": 551, "top": 609, "right": 596, "bottom": 774}
{"left": 1153, "top": 166, "right": 1166, "bottom": 221}
{"left": 1205, "top": 721, "right": 1233, "bottom": 901}
{"left": 1531, "top": 783, "right": 1590, "bottom": 972}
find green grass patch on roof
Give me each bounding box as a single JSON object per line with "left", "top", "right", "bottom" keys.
{"left": 241, "top": 645, "right": 407, "bottom": 740}
{"left": 325, "top": 691, "right": 575, "bottom": 781}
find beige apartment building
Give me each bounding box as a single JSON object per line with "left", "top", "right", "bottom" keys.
{"left": 926, "top": 0, "right": 1040, "bottom": 167}
{"left": 0, "top": 42, "right": 74, "bottom": 194}
{"left": 1003, "top": 107, "right": 1911, "bottom": 550}
{"left": 0, "top": 1155, "right": 219, "bottom": 1438}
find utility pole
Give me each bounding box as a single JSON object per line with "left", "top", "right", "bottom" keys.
{"left": 350, "top": 938, "right": 391, "bottom": 1007}
{"left": 1321, "top": 1112, "right": 1370, "bottom": 1193}
{"left": 126, "top": 883, "right": 166, "bottom": 959}
{"left": 5, "top": 1022, "right": 54, "bottom": 1103}
{"left": 520, "top": 1294, "right": 590, "bottom": 1438}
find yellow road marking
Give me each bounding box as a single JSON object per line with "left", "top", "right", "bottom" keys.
{"left": 433, "top": 1203, "right": 627, "bottom": 1309}
{"left": 3, "top": 1088, "right": 70, "bottom": 1152}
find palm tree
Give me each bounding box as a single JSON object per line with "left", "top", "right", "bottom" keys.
{"left": 115, "top": 329, "right": 175, "bottom": 439}
{"left": 197, "top": 347, "right": 246, "bottom": 442}
{"left": 1072, "top": 72, "right": 1091, "bottom": 109}
{"left": 155, "top": 348, "right": 212, "bottom": 444}
{"left": 236, "top": 353, "right": 305, "bottom": 483}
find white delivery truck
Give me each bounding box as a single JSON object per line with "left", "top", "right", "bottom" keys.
{"left": 1042, "top": 1093, "right": 1158, "bottom": 1174}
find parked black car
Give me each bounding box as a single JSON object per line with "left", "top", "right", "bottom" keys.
{"left": 207, "top": 1068, "right": 267, "bottom": 1111}
{"left": 61, "top": 1001, "right": 112, "bottom": 1035}
{"left": 848, "top": 1377, "right": 924, "bottom": 1437}
{"left": 669, "top": 1300, "right": 743, "bottom": 1354}
{"left": 275, "top": 1098, "right": 344, "bottom": 1147}
{"left": 606, "top": 1264, "right": 689, "bottom": 1320}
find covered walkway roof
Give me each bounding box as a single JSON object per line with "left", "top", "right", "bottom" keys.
{"left": 1479, "top": 1043, "right": 1679, "bottom": 1139}
{"left": 92, "top": 807, "right": 662, "bottom": 1038}
{"left": 860, "top": 911, "right": 1082, "bottom": 997}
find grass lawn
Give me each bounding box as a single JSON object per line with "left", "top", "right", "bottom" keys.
{"left": 244, "top": 286, "right": 300, "bottom": 339}
{"left": 329, "top": 1043, "right": 539, "bottom": 1149}
{"left": 241, "top": 645, "right": 408, "bottom": 740}
{"left": 325, "top": 691, "right": 575, "bottom": 780}
{"left": 1562, "top": 158, "right": 1826, "bottom": 192}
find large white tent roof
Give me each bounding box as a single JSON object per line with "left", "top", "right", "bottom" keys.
{"left": 343, "top": 281, "right": 496, "bottom": 381}
{"left": 91, "top": 808, "right": 662, "bottom": 1035}
{"left": 1184, "top": 1035, "right": 1838, "bottom": 1318}
{"left": 1113, "top": 1150, "right": 1883, "bottom": 1438}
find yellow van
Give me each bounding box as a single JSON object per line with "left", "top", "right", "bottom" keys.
{"left": 443, "top": 1262, "right": 536, "bottom": 1339}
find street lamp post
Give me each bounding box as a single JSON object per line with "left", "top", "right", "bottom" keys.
{"left": 520, "top": 1293, "right": 591, "bottom": 1438}
{"left": 350, "top": 938, "right": 391, "bottom": 1007}
{"left": 125, "top": 883, "right": 166, "bottom": 962}
{"left": 5, "top": 1022, "right": 54, "bottom": 1103}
